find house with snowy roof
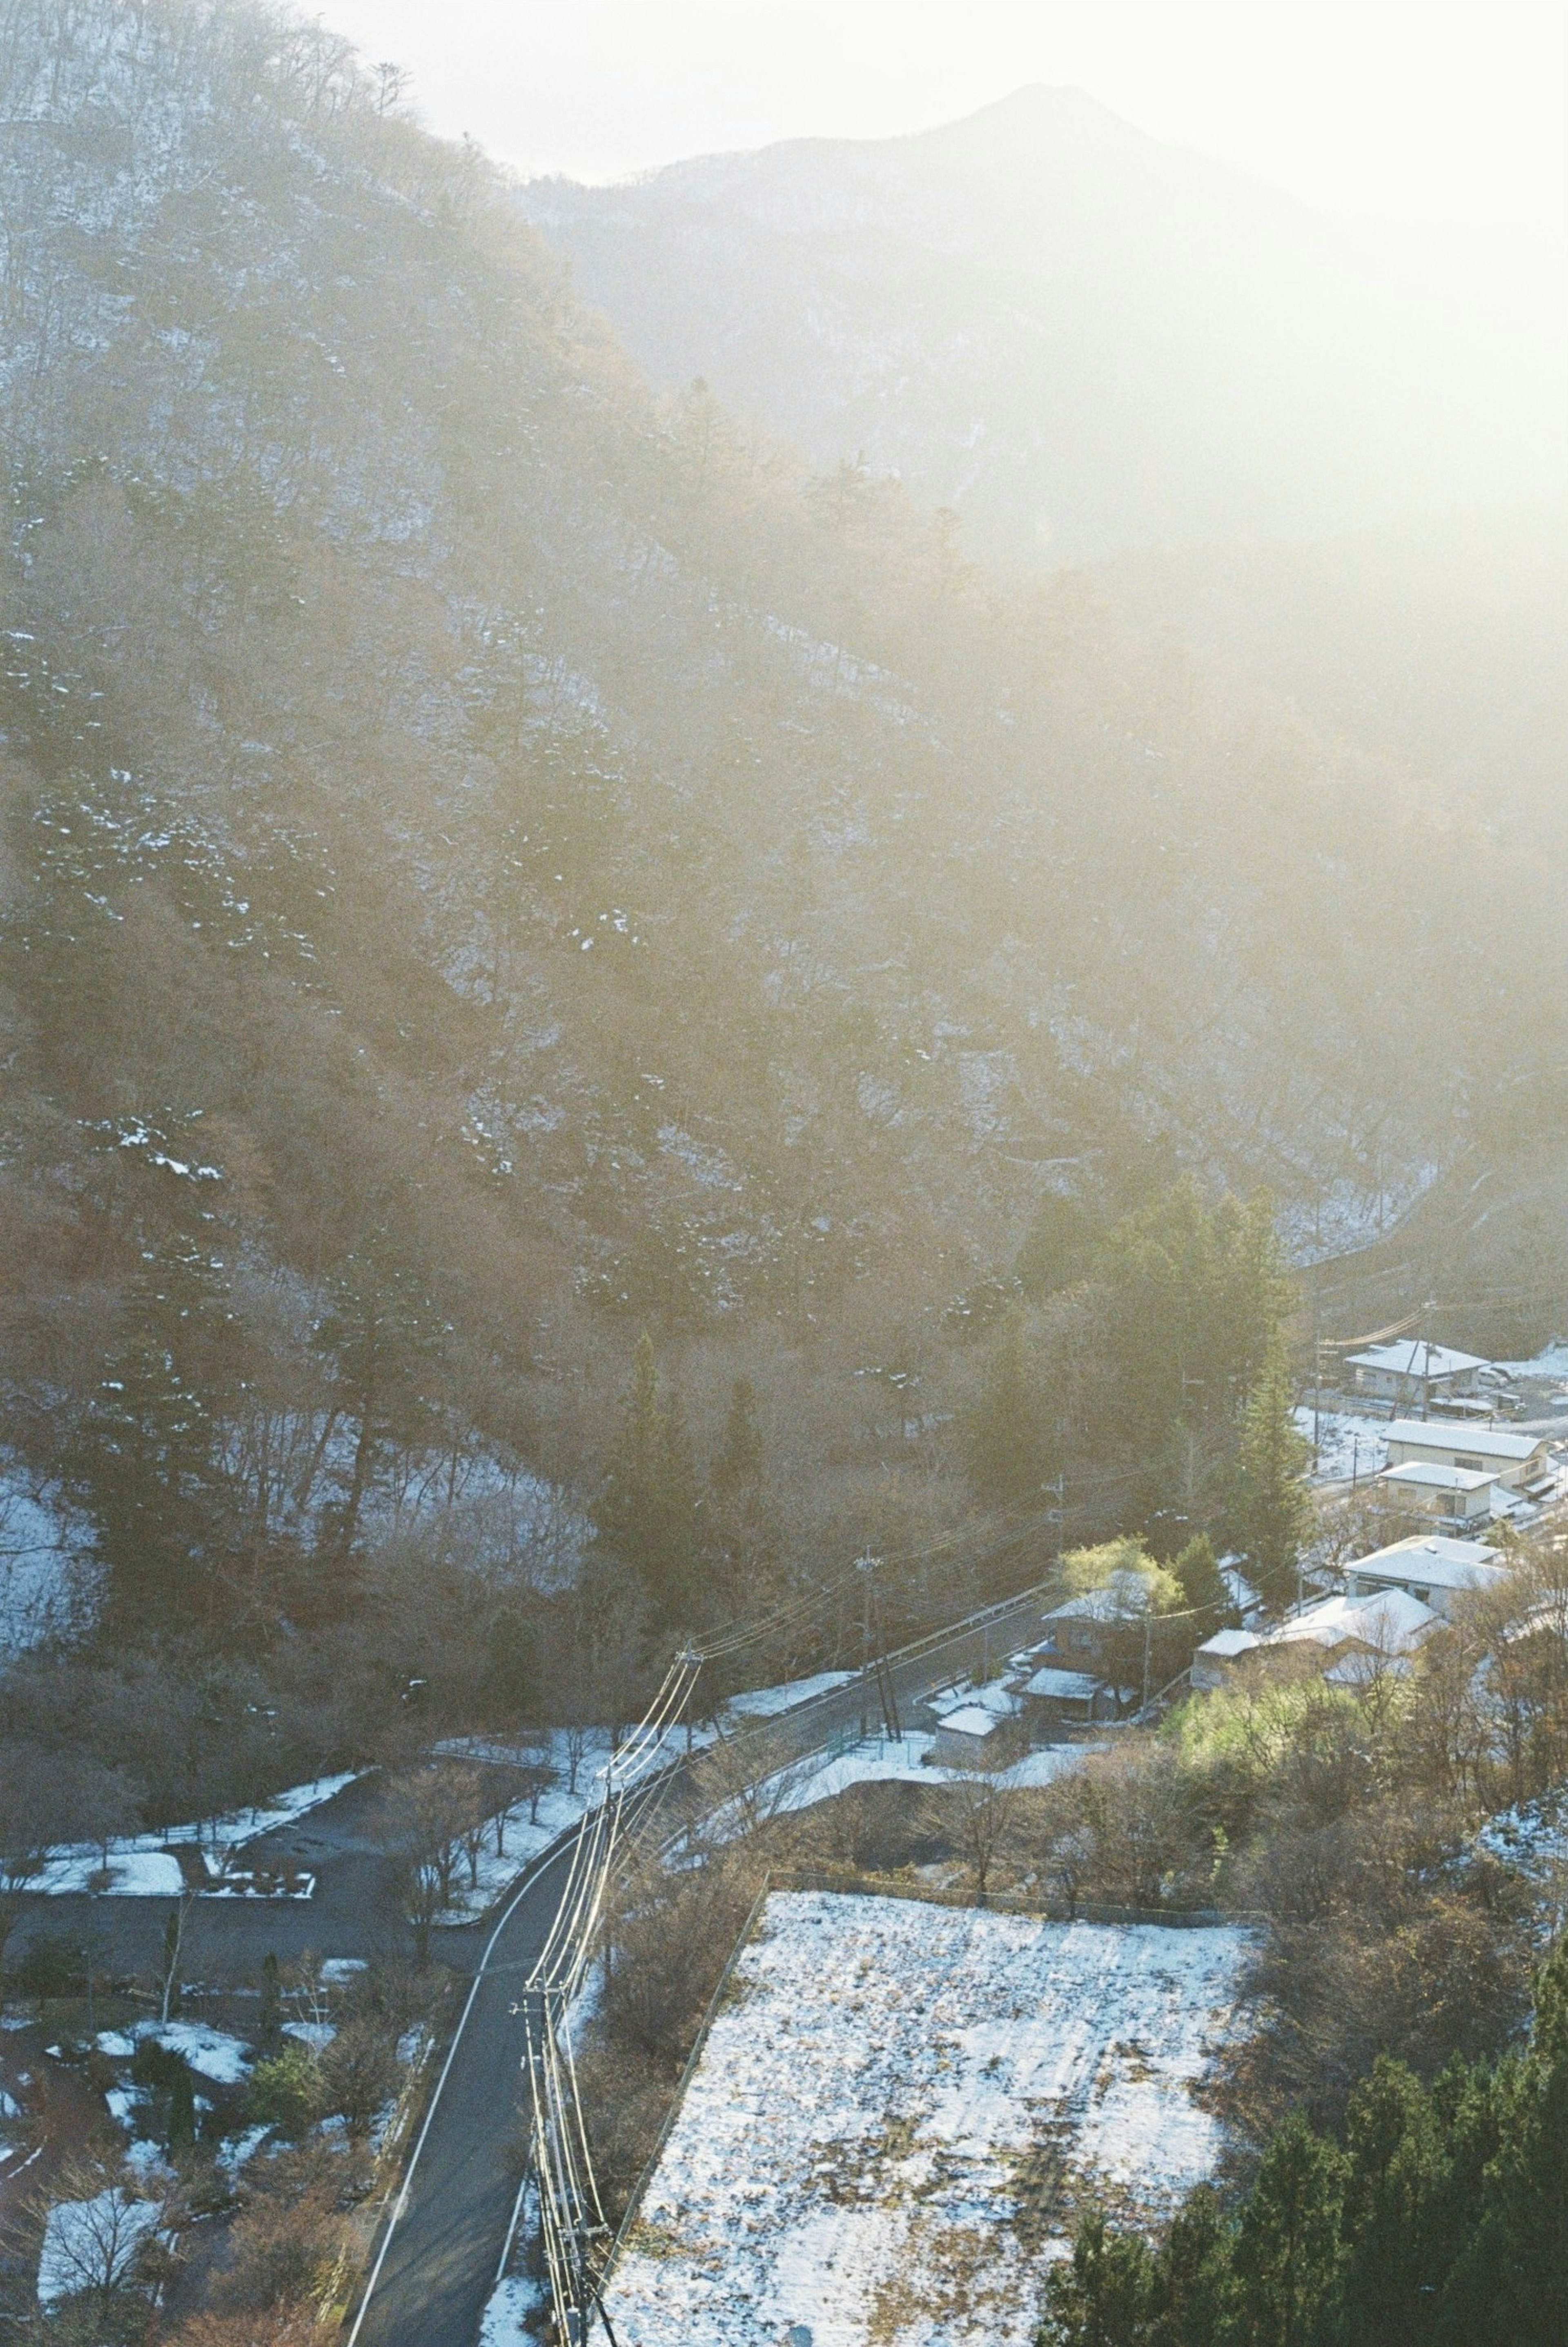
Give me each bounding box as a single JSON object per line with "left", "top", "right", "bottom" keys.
{"left": 1344, "top": 1533, "right": 1506, "bottom": 1617}
{"left": 1375, "top": 1458, "right": 1499, "bottom": 1525}
{"left": 1192, "top": 1586, "right": 1440, "bottom": 1691}
{"left": 1347, "top": 1339, "right": 1490, "bottom": 1409}
{"left": 1384, "top": 1419, "right": 1554, "bottom": 1496}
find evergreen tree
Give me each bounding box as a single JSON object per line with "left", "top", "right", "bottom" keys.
{"left": 1149, "top": 2185, "right": 1233, "bottom": 2347}
{"left": 1016, "top": 1189, "right": 1098, "bottom": 1300}
{"left": 708, "top": 1376, "right": 782, "bottom": 1617}
{"left": 712, "top": 1376, "right": 764, "bottom": 1501}
{"left": 67, "top": 1221, "right": 240, "bottom": 1628}
{"left": 313, "top": 1225, "right": 448, "bottom": 1576}
{"left": 1170, "top": 1534, "right": 1235, "bottom": 1632}
{"left": 1440, "top": 1938, "right": 1568, "bottom": 2346}
{"left": 592, "top": 1332, "right": 705, "bottom": 1626}
{"left": 1338, "top": 2057, "right": 1450, "bottom": 2347}
{"left": 967, "top": 1315, "right": 1052, "bottom": 1508}
{"left": 1042, "top": 2208, "right": 1155, "bottom": 2347}
{"left": 1232, "top": 1336, "right": 1314, "bottom": 1610}
{"left": 1229, "top": 2112, "right": 1347, "bottom": 2347}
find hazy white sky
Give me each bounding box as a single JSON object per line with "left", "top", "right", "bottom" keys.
{"left": 323, "top": 0, "right": 1566, "bottom": 243}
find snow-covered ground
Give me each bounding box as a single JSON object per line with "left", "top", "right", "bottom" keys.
{"left": 431, "top": 1729, "right": 698, "bottom": 1922}
{"left": 33, "top": 1772, "right": 359, "bottom": 1895}
{"left": 0, "top": 1470, "right": 97, "bottom": 1655}
{"left": 606, "top": 1890, "right": 1250, "bottom": 2347}
{"left": 725, "top": 1670, "right": 858, "bottom": 1720}
{"left": 1478, "top": 1785, "right": 1568, "bottom": 1937}
{"left": 1498, "top": 1341, "right": 1568, "bottom": 1392}
{"left": 37, "top": 2188, "right": 162, "bottom": 2305}
{"left": 688, "top": 1732, "right": 1098, "bottom": 1855}
{"left": 1294, "top": 1406, "right": 1389, "bottom": 1485}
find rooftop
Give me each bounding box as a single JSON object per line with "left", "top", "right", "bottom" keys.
{"left": 1267, "top": 1586, "right": 1440, "bottom": 1654}
{"left": 1348, "top": 1340, "right": 1491, "bottom": 1380}
{"left": 1348, "top": 1534, "right": 1503, "bottom": 1592}
{"left": 1379, "top": 1460, "right": 1495, "bottom": 1492}
{"left": 1195, "top": 1627, "right": 1260, "bottom": 1661}
{"left": 1021, "top": 1666, "right": 1102, "bottom": 1701}
{"left": 934, "top": 1704, "right": 1007, "bottom": 1738}
{"left": 1386, "top": 1419, "right": 1542, "bottom": 1462}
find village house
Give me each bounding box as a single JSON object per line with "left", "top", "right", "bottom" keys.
{"left": 1374, "top": 1458, "right": 1499, "bottom": 1525}
{"left": 1383, "top": 1418, "right": 1556, "bottom": 1496}
{"left": 1192, "top": 1586, "right": 1440, "bottom": 1691}
{"left": 1344, "top": 1532, "right": 1506, "bottom": 1617}
{"left": 1347, "top": 1338, "right": 1491, "bottom": 1410}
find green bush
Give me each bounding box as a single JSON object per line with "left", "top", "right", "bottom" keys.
{"left": 246, "top": 2043, "right": 325, "bottom": 2136}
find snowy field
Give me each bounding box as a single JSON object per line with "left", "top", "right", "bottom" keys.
{"left": 1294, "top": 1406, "right": 1390, "bottom": 1484}
{"left": 605, "top": 1890, "right": 1250, "bottom": 2347}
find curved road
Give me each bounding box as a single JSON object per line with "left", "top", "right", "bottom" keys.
{"left": 347, "top": 1579, "right": 1056, "bottom": 2346}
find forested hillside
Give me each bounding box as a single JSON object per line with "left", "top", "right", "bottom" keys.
{"left": 0, "top": 0, "right": 1564, "bottom": 1743}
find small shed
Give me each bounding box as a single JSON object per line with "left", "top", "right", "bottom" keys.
{"left": 1018, "top": 1664, "right": 1105, "bottom": 1729}
{"left": 930, "top": 1704, "right": 1009, "bottom": 1768}
{"left": 1191, "top": 1627, "right": 1263, "bottom": 1690}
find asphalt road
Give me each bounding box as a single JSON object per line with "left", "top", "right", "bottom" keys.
{"left": 344, "top": 1579, "right": 1058, "bottom": 2347}
{"left": 12, "top": 1575, "right": 1059, "bottom": 2345}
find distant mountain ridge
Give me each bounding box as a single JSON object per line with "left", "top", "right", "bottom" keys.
{"left": 519, "top": 86, "right": 1568, "bottom": 567}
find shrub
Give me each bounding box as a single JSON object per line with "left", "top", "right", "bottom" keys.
{"left": 245, "top": 2046, "right": 325, "bottom": 2138}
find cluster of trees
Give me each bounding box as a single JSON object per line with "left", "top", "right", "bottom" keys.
{"left": 969, "top": 1183, "right": 1311, "bottom": 1603}
{"left": 589, "top": 1336, "right": 782, "bottom": 1631}
{"left": 1042, "top": 1941, "right": 1568, "bottom": 2347}
{"left": 5, "top": 1951, "right": 437, "bottom": 2343}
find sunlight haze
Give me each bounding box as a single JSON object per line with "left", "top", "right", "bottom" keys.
{"left": 323, "top": 0, "right": 1567, "bottom": 249}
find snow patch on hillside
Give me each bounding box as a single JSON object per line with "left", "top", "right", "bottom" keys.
{"left": 608, "top": 1891, "right": 1250, "bottom": 2347}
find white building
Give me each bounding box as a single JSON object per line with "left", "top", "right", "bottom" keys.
{"left": 1344, "top": 1533, "right": 1505, "bottom": 1617}
{"left": 1375, "top": 1459, "right": 1498, "bottom": 1523}
{"left": 1347, "top": 1339, "right": 1490, "bottom": 1408}
{"left": 1192, "top": 1586, "right": 1441, "bottom": 1690}
{"left": 1383, "top": 1419, "right": 1553, "bottom": 1496}
{"left": 930, "top": 1704, "right": 1011, "bottom": 1767}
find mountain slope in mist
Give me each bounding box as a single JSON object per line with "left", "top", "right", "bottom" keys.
{"left": 519, "top": 87, "right": 1568, "bottom": 569}
{"left": 1, "top": 0, "right": 1565, "bottom": 1638}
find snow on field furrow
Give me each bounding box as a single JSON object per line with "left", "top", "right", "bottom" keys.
{"left": 607, "top": 1891, "right": 1249, "bottom": 2347}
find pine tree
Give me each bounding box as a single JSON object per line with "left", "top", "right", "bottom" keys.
{"left": 592, "top": 1333, "right": 705, "bottom": 1627}
{"left": 1230, "top": 2111, "right": 1347, "bottom": 2347}
{"left": 1170, "top": 1534, "right": 1234, "bottom": 1629}
{"left": 967, "top": 1315, "right": 1051, "bottom": 1508}
{"left": 1440, "top": 1939, "right": 1568, "bottom": 2346}
{"left": 712, "top": 1376, "right": 764, "bottom": 1501}
{"left": 67, "top": 1222, "right": 240, "bottom": 1628}
{"left": 1149, "top": 2184, "right": 1234, "bottom": 2347}
{"left": 313, "top": 1227, "right": 447, "bottom": 1575}
{"left": 1338, "top": 2056, "right": 1450, "bottom": 2347}
{"left": 1232, "top": 1336, "right": 1313, "bottom": 1609}
{"left": 1043, "top": 2208, "right": 1155, "bottom": 2346}
{"left": 708, "top": 1376, "right": 782, "bottom": 1617}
